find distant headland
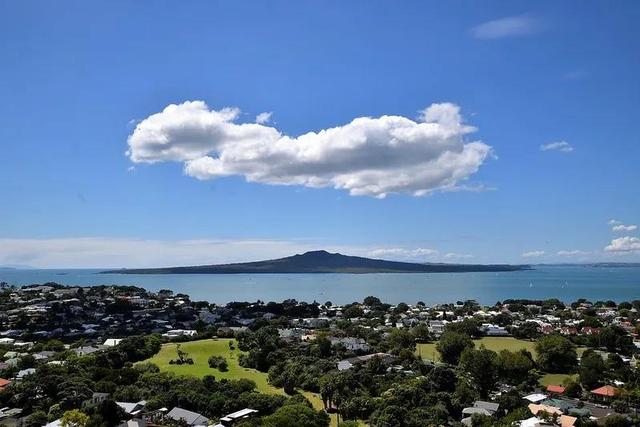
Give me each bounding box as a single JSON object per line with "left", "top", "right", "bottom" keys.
{"left": 100, "top": 250, "right": 530, "bottom": 274}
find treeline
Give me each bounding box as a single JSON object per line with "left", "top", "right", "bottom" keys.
{"left": 0, "top": 334, "right": 328, "bottom": 427}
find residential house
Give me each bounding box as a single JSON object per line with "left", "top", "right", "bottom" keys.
{"left": 166, "top": 407, "right": 209, "bottom": 426}
{"left": 116, "top": 401, "right": 146, "bottom": 416}
{"left": 546, "top": 385, "right": 566, "bottom": 395}
{"left": 219, "top": 408, "right": 258, "bottom": 426}
{"left": 590, "top": 385, "right": 620, "bottom": 403}
{"left": 337, "top": 353, "right": 396, "bottom": 371}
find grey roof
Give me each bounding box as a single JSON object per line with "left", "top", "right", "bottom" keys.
{"left": 167, "top": 407, "right": 209, "bottom": 426}
{"left": 473, "top": 400, "right": 499, "bottom": 413}
{"left": 462, "top": 407, "right": 492, "bottom": 416}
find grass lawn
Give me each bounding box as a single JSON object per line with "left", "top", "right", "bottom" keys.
{"left": 540, "top": 373, "right": 578, "bottom": 387}
{"left": 417, "top": 336, "right": 587, "bottom": 362}
{"left": 417, "top": 337, "right": 538, "bottom": 362}
{"left": 142, "top": 339, "right": 346, "bottom": 426}
{"left": 140, "top": 338, "right": 283, "bottom": 395}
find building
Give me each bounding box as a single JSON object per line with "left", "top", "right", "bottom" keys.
{"left": 473, "top": 401, "right": 499, "bottom": 415}
{"left": 330, "top": 337, "right": 370, "bottom": 352}
{"left": 166, "top": 407, "right": 209, "bottom": 426}
{"left": 219, "top": 408, "right": 258, "bottom": 426}
{"left": 337, "top": 353, "right": 396, "bottom": 371}
{"left": 116, "top": 401, "right": 146, "bottom": 416}
{"left": 590, "top": 385, "right": 620, "bottom": 403}
{"left": 546, "top": 385, "right": 565, "bottom": 395}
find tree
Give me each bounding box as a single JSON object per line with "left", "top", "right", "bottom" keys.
{"left": 579, "top": 350, "right": 605, "bottom": 389}
{"left": 26, "top": 411, "right": 47, "bottom": 427}
{"left": 208, "top": 355, "right": 228, "bottom": 371}
{"left": 411, "top": 324, "right": 431, "bottom": 343}
{"left": 436, "top": 331, "right": 473, "bottom": 365}
{"left": 563, "top": 379, "right": 583, "bottom": 398}
{"left": 343, "top": 304, "right": 364, "bottom": 319}
{"left": 60, "top": 410, "right": 90, "bottom": 427}
{"left": 446, "top": 318, "right": 481, "bottom": 337}
{"left": 459, "top": 346, "right": 499, "bottom": 397}
{"left": 497, "top": 349, "right": 536, "bottom": 385}
{"left": 535, "top": 335, "right": 577, "bottom": 373}
{"left": 363, "top": 296, "right": 382, "bottom": 307}
{"left": 393, "top": 302, "right": 409, "bottom": 315}
{"left": 511, "top": 322, "right": 541, "bottom": 339}
{"left": 262, "top": 403, "right": 329, "bottom": 427}
{"left": 603, "top": 415, "right": 632, "bottom": 427}
{"left": 371, "top": 405, "right": 409, "bottom": 427}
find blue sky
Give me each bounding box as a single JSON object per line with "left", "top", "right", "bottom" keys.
{"left": 1, "top": 1, "right": 639, "bottom": 268}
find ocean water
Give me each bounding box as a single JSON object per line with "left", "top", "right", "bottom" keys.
{"left": 1, "top": 266, "right": 638, "bottom": 306}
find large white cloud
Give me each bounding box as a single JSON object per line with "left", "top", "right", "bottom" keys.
{"left": 127, "top": 101, "right": 492, "bottom": 198}
{"left": 605, "top": 236, "right": 640, "bottom": 253}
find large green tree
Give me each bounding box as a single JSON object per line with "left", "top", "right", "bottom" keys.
{"left": 262, "top": 403, "right": 329, "bottom": 427}
{"left": 459, "top": 346, "right": 499, "bottom": 397}
{"left": 535, "top": 335, "right": 577, "bottom": 373}
{"left": 579, "top": 350, "right": 605, "bottom": 389}
{"left": 436, "top": 331, "right": 473, "bottom": 365}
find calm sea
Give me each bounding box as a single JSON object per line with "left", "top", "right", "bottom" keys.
{"left": 1, "top": 266, "right": 638, "bottom": 306}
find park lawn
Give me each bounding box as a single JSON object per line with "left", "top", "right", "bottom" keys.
{"left": 417, "top": 337, "right": 538, "bottom": 362}
{"left": 142, "top": 339, "right": 342, "bottom": 425}
{"left": 140, "top": 338, "right": 283, "bottom": 395}
{"left": 417, "top": 336, "right": 587, "bottom": 362}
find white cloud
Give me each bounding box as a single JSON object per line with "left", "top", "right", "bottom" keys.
{"left": 0, "top": 238, "right": 481, "bottom": 269}
{"left": 443, "top": 252, "right": 474, "bottom": 260}
{"left": 367, "top": 247, "right": 439, "bottom": 260}
{"left": 127, "top": 101, "right": 492, "bottom": 198}
{"left": 0, "top": 237, "right": 322, "bottom": 269}
{"left": 557, "top": 250, "right": 589, "bottom": 256}
{"left": 127, "top": 166, "right": 136, "bottom": 173}
{"left": 471, "top": 15, "right": 538, "bottom": 40}
{"left": 255, "top": 111, "right": 272, "bottom": 124}
{"left": 540, "top": 141, "right": 574, "bottom": 153}
{"left": 366, "top": 247, "right": 474, "bottom": 262}
{"left": 605, "top": 236, "right": 640, "bottom": 253}
{"left": 608, "top": 219, "right": 621, "bottom": 225}
{"left": 612, "top": 224, "right": 637, "bottom": 232}
{"left": 521, "top": 250, "right": 545, "bottom": 258}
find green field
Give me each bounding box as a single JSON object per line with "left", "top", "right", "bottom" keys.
{"left": 141, "top": 339, "right": 350, "bottom": 427}
{"left": 416, "top": 337, "right": 538, "bottom": 362}
{"left": 417, "top": 336, "right": 586, "bottom": 362}
{"left": 141, "top": 338, "right": 283, "bottom": 394}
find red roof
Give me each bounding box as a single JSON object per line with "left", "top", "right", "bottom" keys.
{"left": 547, "top": 385, "right": 566, "bottom": 394}
{"left": 0, "top": 378, "right": 10, "bottom": 388}
{"left": 591, "top": 385, "right": 620, "bottom": 397}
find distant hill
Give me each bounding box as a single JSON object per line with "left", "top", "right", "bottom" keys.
{"left": 0, "top": 264, "right": 34, "bottom": 270}
{"left": 101, "top": 250, "right": 530, "bottom": 274}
